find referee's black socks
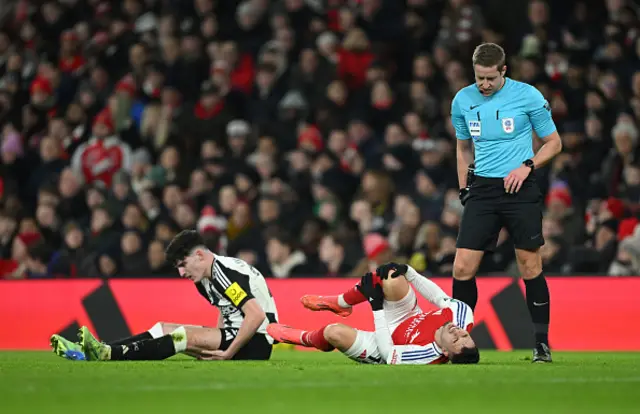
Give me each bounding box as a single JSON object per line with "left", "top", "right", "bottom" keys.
{"left": 453, "top": 277, "right": 478, "bottom": 311}
{"left": 524, "top": 272, "right": 550, "bottom": 345}
{"left": 110, "top": 327, "right": 187, "bottom": 361}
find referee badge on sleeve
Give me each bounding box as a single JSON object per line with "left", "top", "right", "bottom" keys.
{"left": 502, "top": 118, "right": 515, "bottom": 133}
{"left": 468, "top": 120, "right": 481, "bottom": 137}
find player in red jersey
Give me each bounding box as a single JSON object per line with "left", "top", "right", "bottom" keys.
{"left": 267, "top": 263, "right": 479, "bottom": 365}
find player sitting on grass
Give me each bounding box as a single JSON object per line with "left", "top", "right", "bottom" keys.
{"left": 50, "top": 229, "right": 279, "bottom": 361}
{"left": 267, "top": 263, "right": 479, "bottom": 365}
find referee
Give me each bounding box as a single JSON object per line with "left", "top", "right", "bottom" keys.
{"left": 450, "top": 43, "right": 562, "bottom": 363}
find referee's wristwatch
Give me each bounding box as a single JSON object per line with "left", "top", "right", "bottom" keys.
{"left": 523, "top": 159, "right": 535, "bottom": 172}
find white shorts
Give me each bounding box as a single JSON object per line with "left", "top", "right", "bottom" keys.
{"left": 343, "top": 287, "right": 422, "bottom": 364}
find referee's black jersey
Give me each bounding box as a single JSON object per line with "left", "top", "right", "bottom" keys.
{"left": 195, "top": 254, "right": 279, "bottom": 343}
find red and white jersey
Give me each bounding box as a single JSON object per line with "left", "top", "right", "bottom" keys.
{"left": 71, "top": 136, "right": 132, "bottom": 187}
{"left": 387, "top": 299, "right": 474, "bottom": 365}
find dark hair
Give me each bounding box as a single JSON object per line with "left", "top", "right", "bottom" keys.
{"left": 165, "top": 229, "right": 206, "bottom": 266}
{"left": 27, "top": 240, "right": 53, "bottom": 265}
{"left": 472, "top": 43, "right": 505, "bottom": 69}
{"left": 450, "top": 346, "right": 480, "bottom": 364}
{"left": 267, "top": 231, "right": 295, "bottom": 249}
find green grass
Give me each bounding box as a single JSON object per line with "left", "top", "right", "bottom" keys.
{"left": 1, "top": 350, "right": 639, "bottom": 413}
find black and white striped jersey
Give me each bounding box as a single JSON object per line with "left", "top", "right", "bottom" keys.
{"left": 195, "top": 254, "right": 279, "bottom": 343}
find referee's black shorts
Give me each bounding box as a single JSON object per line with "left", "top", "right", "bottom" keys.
{"left": 219, "top": 328, "right": 273, "bottom": 360}
{"left": 456, "top": 176, "right": 545, "bottom": 252}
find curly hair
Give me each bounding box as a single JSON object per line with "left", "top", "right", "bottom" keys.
{"left": 164, "top": 229, "right": 206, "bottom": 267}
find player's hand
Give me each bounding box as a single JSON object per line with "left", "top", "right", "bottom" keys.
{"left": 197, "top": 349, "right": 233, "bottom": 361}
{"left": 357, "top": 272, "right": 384, "bottom": 311}
{"left": 503, "top": 165, "right": 531, "bottom": 194}
{"left": 376, "top": 263, "right": 408, "bottom": 280}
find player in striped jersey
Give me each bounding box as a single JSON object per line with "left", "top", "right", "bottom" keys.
{"left": 50, "top": 230, "right": 279, "bottom": 361}
{"left": 267, "top": 264, "right": 478, "bottom": 365}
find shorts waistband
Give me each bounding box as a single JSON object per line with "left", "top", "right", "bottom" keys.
{"left": 472, "top": 175, "right": 536, "bottom": 186}
{"left": 473, "top": 176, "right": 505, "bottom": 185}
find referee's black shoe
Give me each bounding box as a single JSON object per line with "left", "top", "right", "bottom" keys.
{"left": 533, "top": 342, "right": 552, "bottom": 363}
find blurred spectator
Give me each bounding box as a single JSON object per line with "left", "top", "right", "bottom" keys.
{"left": 0, "top": 0, "right": 639, "bottom": 278}
{"left": 265, "top": 231, "right": 316, "bottom": 278}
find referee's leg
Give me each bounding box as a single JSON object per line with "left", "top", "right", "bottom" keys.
{"left": 502, "top": 182, "right": 552, "bottom": 362}
{"left": 453, "top": 194, "right": 502, "bottom": 311}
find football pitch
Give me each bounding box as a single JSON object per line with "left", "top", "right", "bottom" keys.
{"left": 1, "top": 350, "right": 639, "bottom": 413}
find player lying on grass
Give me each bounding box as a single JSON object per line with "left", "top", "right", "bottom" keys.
{"left": 50, "top": 230, "right": 279, "bottom": 361}
{"left": 267, "top": 263, "right": 479, "bottom": 364}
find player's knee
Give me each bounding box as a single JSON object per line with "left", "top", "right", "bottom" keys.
{"left": 323, "top": 324, "right": 350, "bottom": 347}
{"left": 381, "top": 275, "right": 410, "bottom": 301}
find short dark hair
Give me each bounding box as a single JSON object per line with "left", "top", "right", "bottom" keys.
{"left": 267, "top": 231, "right": 295, "bottom": 250}
{"left": 165, "top": 229, "right": 206, "bottom": 267}
{"left": 450, "top": 346, "right": 480, "bottom": 364}
{"left": 472, "top": 43, "right": 505, "bottom": 69}
{"left": 27, "top": 240, "right": 53, "bottom": 265}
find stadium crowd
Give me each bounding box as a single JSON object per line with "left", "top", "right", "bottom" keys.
{"left": 0, "top": 0, "right": 639, "bottom": 279}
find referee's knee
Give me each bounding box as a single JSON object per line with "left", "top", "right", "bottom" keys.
{"left": 453, "top": 250, "right": 482, "bottom": 280}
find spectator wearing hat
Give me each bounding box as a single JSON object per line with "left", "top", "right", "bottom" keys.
{"left": 545, "top": 181, "right": 585, "bottom": 246}
{"left": 349, "top": 232, "right": 408, "bottom": 278}
{"left": 226, "top": 119, "right": 251, "bottom": 162}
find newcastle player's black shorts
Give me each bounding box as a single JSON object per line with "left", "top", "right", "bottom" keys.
{"left": 219, "top": 328, "right": 273, "bottom": 360}
{"left": 456, "top": 176, "right": 545, "bottom": 252}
